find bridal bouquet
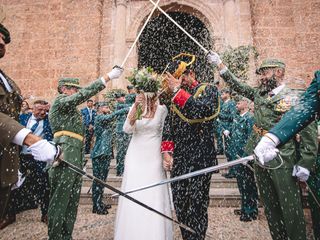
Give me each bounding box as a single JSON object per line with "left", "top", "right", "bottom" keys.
{"left": 127, "top": 67, "right": 160, "bottom": 119}
{"left": 127, "top": 67, "right": 160, "bottom": 93}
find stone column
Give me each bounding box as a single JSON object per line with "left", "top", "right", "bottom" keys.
{"left": 113, "top": 0, "right": 128, "bottom": 88}
{"left": 223, "top": 0, "right": 239, "bottom": 47}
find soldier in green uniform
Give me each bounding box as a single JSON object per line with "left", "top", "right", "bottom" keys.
{"left": 0, "top": 23, "right": 58, "bottom": 229}
{"left": 91, "top": 102, "right": 129, "bottom": 214}
{"left": 229, "top": 96, "right": 258, "bottom": 221}
{"left": 48, "top": 67, "right": 123, "bottom": 240}
{"left": 114, "top": 93, "right": 131, "bottom": 176}
{"left": 294, "top": 121, "right": 319, "bottom": 240}
{"left": 207, "top": 52, "right": 315, "bottom": 240}
{"left": 255, "top": 70, "right": 320, "bottom": 240}
{"left": 309, "top": 141, "right": 320, "bottom": 240}
{"left": 218, "top": 88, "right": 237, "bottom": 178}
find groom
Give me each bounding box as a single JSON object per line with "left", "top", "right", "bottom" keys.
{"left": 161, "top": 55, "right": 220, "bottom": 240}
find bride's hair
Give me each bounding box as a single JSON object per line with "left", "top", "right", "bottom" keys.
{"left": 142, "top": 92, "right": 158, "bottom": 117}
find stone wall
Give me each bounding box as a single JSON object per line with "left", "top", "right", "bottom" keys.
{"left": 250, "top": 0, "right": 320, "bottom": 85}
{"left": 0, "top": 0, "right": 319, "bottom": 102}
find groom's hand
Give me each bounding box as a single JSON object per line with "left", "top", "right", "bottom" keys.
{"left": 162, "top": 152, "right": 173, "bottom": 171}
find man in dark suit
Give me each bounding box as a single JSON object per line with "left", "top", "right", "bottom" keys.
{"left": 81, "top": 99, "right": 96, "bottom": 154}
{"left": 15, "top": 100, "right": 53, "bottom": 223}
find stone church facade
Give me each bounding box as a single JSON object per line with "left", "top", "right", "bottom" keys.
{"left": 0, "top": 0, "right": 319, "bottom": 102}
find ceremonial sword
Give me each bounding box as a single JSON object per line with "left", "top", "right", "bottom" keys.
{"left": 113, "top": 155, "right": 255, "bottom": 197}
{"left": 120, "top": 0, "right": 160, "bottom": 68}
{"left": 148, "top": 0, "right": 209, "bottom": 54}
{"left": 306, "top": 181, "right": 320, "bottom": 208}
{"left": 56, "top": 159, "right": 197, "bottom": 235}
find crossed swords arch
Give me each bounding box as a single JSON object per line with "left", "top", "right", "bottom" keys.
{"left": 57, "top": 0, "right": 211, "bottom": 236}
{"left": 60, "top": 0, "right": 212, "bottom": 236}
{"left": 58, "top": 1, "right": 320, "bottom": 236}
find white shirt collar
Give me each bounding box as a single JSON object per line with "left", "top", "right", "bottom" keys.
{"left": 270, "top": 84, "right": 285, "bottom": 96}
{"left": 240, "top": 111, "right": 248, "bottom": 117}
{"left": 31, "top": 114, "right": 37, "bottom": 120}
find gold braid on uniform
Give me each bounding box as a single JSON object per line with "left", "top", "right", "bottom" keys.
{"left": 172, "top": 53, "right": 196, "bottom": 78}
{"left": 171, "top": 83, "right": 220, "bottom": 124}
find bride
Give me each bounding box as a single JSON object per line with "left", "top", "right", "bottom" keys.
{"left": 114, "top": 68, "right": 173, "bottom": 240}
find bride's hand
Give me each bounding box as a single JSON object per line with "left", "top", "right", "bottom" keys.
{"left": 134, "top": 93, "right": 145, "bottom": 107}
{"left": 162, "top": 152, "right": 173, "bottom": 171}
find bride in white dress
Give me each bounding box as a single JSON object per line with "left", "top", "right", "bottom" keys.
{"left": 114, "top": 91, "right": 173, "bottom": 240}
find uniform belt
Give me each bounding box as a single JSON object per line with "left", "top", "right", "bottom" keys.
{"left": 54, "top": 130, "right": 84, "bottom": 141}
{"left": 253, "top": 124, "right": 268, "bottom": 136}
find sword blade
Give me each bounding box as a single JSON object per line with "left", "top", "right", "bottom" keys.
{"left": 148, "top": 0, "right": 209, "bottom": 53}
{"left": 120, "top": 0, "right": 160, "bottom": 68}
{"left": 113, "top": 155, "right": 255, "bottom": 197}
{"left": 60, "top": 159, "right": 196, "bottom": 235}
{"left": 306, "top": 181, "right": 320, "bottom": 208}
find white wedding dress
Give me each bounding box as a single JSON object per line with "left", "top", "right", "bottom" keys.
{"left": 114, "top": 104, "right": 173, "bottom": 240}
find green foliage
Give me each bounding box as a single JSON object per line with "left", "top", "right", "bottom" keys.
{"left": 220, "top": 45, "right": 259, "bottom": 81}
{"left": 127, "top": 67, "right": 161, "bottom": 93}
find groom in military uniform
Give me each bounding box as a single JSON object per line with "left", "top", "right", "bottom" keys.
{"left": 162, "top": 54, "right": 220, "bottom": 240}
{"left": 208, "top": 52, "right": 316, "bottom": 240}
{"left": 48, "top": 67, "right": 123, "bottom": 240}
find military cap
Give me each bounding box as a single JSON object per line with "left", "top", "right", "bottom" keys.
{"left": 221, "top": 88, "right": 231, "bottom": 94}
{"left": 0, "top": 24, "right": 10, "bottom": 44}
{"left": 256, "top": 58, "right": 286, "bottom": 74}
{"left": 127, "top": 85, "right": 134, "bottom": 90}
{"left": 58, "top": 77, "right": 81, "bottom": 88}
{"left": 96, "top": 101, "right": 108, "bottom": 107}
{"left": 114, "top": 92, "right": 125, "bottom": 98}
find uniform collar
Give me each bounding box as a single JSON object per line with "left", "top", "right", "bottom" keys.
{"left": 240, "top": 111, "right": 248, "bottom": 117}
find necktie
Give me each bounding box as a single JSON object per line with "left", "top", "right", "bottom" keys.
{"left": 30, "top": 119, "right": 40, "bottom": 132}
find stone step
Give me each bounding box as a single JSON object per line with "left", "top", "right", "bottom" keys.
{"left": 81, "top": 172, "right": 238, "bottom": 188}
{"left": 81, "top": 155, "right": 243, "bottom": 207}
{"left": 80, "top": 186, "right": 242, "bottom": 207}
{"left": 84, "top": 155, "right": 229, "bottom": 175}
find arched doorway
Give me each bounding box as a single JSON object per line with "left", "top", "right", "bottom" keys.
{"left": 138, "top": 11, "right": 214, "bottom": 83}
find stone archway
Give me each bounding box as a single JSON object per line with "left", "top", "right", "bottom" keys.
{"left": 137, "top": 9, "right": 215, "bottom": 83}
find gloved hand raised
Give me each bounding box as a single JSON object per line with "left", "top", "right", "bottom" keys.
{"left": 292, "top": 165, "right": 310, "bottom": 182}
{"left": 207, "top": 51, "right": 222, "bottom": 66}
{"left": 28, "top": 140, "right": 60, "bottom": 164}
{"left": 254, "top": 133, "right": 280, "bottom": 165}
{"left": 107, "top": 65, "right": 124, "bottom": 80}
{"left": 223, "top": 130, "right": 230, "bottom": 137}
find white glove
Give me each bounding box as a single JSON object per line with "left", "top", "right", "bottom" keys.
{"left": 107, "top": 66, "right": 124, "bottom": 80}
{"left": 28, "top": 140, "right": 57, "bottom": 164}
{"left": 207, "top": 51, "right": 222, "bottom": 66}
{"left": 254, "top": 133, "right": 280, "bottom": 165}
{"left": 11, "top": 170, "right": 26, "bottom": 190}
{"left": 292, "top": 165, "right": 310, "bottom": 182}
{"left": 223, "top": 130, "right": 230, "bottom": 137}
